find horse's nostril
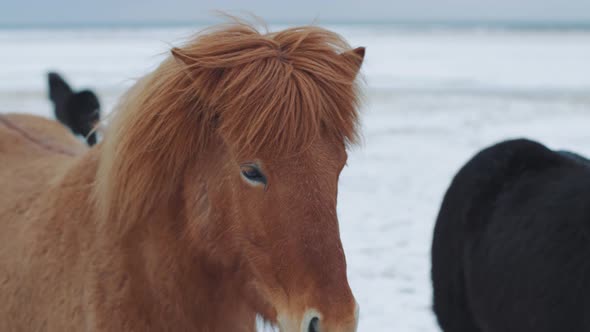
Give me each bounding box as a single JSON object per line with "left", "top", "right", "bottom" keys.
{"left": 308, "top": 317, "right": 320, "bottom": 332}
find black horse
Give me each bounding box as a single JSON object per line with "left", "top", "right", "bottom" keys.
{"left": 48, "top": 72, "right": 100, "bottom": 146}
{"left": 432, "top": 138, "right": 590, "bottom": 332}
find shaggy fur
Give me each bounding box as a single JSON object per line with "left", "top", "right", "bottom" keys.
{"left": 432, "top": 138, "right": 590, "bottom": 332}
{"left": 1, "top": 21, "right": 364, "bottom": 332}
{"left": 48, "top": 72, "right": 101, "bottom": 146}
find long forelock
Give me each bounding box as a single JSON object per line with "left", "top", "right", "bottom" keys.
{"left": 175, "top": 22, "right": 363, "bottom": 157}
{"left": 95, "top": 21, "right": 363, "bottom": 233}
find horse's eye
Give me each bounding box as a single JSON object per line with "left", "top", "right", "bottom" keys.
{"left": 240, "top": 164, "right": 266, "bottom": 185}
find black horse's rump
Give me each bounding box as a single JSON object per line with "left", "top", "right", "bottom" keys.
{"left": 432, "top": 138, "right": 590, "bottom": 332}
{"left": 47, "top": 72, "right": 100, "bottom": 146}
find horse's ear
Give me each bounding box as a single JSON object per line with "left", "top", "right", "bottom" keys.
{"left": 341, "top": 47, "right": 365, "bottom": 78}
{"left": 171, "top": 47, "right": 195, "bottom": 66}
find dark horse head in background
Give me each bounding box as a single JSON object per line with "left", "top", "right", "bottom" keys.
{"left": 48, "top": 72, "right": 100, "bottom": 146}
{"left": 432, "top": 138, "right": 590, "bottom": 332}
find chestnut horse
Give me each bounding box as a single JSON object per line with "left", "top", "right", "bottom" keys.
{"left": 0, "top": 22, "right": 365, "bottom": 332}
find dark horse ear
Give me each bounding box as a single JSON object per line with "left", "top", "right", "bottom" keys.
{"left": 341, "top": 47, "right": 365, "bottom": 78}
{"left": 171, "top": 47, "right": 195, "bottom": 66}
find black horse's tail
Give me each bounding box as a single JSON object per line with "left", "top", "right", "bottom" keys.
{"left": 431, "top": 141, "right": 508, "bottom": 331}
{"left": 431, "top": 167, "right": 481, "bottom": 332}
{"left": 47, "top": 72, "right": 100, "bottom": 146}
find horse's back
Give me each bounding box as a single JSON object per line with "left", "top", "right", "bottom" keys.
{"left": 0, "top": 113, "right": 86, "bottom": 158}
{"left": 433, "top": 138, "right": 590, "bottom": 332}
{"left": 0, "top": 113, "right": 87, "bottom": 228}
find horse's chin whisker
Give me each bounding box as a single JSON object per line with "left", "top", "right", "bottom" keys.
{"left": 255, "top": 313, "right": 280, "bottom": 332}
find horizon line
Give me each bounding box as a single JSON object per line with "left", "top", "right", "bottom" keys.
{"left": 1, "top": 18, "right": 590, "bottom": 31}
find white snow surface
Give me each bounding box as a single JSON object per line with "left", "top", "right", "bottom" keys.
{"left": 1, "top": 25, "right": 590, "bottom": 331}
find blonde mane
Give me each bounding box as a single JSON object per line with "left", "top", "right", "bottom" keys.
{"left": 95, "top": 21, "right": 364, "bottom": 232}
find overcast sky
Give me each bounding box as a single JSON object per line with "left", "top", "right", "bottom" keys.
{"left": 2, "top": 0, "right": 590, "bottom": 26}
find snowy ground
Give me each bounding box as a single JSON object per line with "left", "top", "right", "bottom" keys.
{"left": 1, "top": 25, "right": 590, "bottom": 331}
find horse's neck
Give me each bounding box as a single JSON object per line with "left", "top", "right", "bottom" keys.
{"left": 85, "top": 157, "right": 257, "bottom": 331}
{"left": 93, "top": 211, "right": 257, "bottom": 330}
